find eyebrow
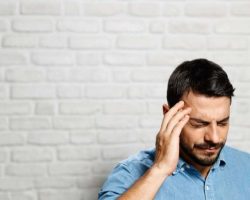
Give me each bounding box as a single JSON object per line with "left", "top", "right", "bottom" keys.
{"left": 189, "top": 116, "right": 230, "bottom": 124}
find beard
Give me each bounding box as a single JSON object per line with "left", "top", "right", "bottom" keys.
{"left": 180, "top": 138, "right": 225, "bottom": 166}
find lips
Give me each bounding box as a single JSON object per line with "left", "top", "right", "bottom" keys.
{"left": 197, "top": 146, "right": 220, "bottom": 154}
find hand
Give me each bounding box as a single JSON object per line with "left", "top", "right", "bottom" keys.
{"left": 153, "top": 101, "right": 191, "bottom": 176}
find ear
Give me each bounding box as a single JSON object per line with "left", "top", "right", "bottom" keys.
{"left": 162, "top": 104, "right": 169, "bottom": 115}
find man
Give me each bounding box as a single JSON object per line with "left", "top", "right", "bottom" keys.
{"left": 98, "top": 58, "right": 250, "bottom": 199}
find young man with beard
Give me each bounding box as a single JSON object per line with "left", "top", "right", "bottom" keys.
{"left": 98, "top": 58, "right": 250, "bottom": 200}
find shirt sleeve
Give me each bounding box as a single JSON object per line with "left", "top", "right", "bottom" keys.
{"left": 98, "top": 162, "right": 138, "bottom": 200}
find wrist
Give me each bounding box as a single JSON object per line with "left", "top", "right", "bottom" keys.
{"left": 150, "top": 164, "right": 172, "bottom": 178}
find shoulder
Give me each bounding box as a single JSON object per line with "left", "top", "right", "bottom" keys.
{"left": 223, "top": 145, "right": 250, "bottom": 165}
{"left": 98, "top": 148, "right": 155, "bottom": 199}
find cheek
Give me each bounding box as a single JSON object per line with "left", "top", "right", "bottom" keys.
{"left": 181, "top": 126, "right": 205, "bottom": 146}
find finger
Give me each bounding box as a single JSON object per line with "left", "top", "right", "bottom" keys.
{"left": 165, "top": 107, "right": 191, "bottom": 135}
{"left": 172, "top": 115, "right": 190, "bottom": 138}
{"left": 160, "top": 101, "right": 185, "bottom": 132}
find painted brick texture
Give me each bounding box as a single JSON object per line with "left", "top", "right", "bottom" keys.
{"left": 0, "top": 1, "right": 250, "bottom": 199}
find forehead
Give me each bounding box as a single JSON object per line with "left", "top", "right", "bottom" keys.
{"left": 182, "top": 91, "right": 231, "bottom": 121}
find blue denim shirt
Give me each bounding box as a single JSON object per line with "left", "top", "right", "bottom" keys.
{"left": 99, "top": 145, "right": 250, "bottom": 200}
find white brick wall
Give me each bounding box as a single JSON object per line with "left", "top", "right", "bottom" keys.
{"left": 0, "top": 1, "right": 249, "bottom": 199}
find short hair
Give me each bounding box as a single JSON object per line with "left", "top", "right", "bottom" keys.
{"left": 167, "top": 58, "right": 235, "bottom": 107}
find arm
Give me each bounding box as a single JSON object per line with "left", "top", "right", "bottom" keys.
{"left": 118, "top": 101, "right": 191, "bottom": 200}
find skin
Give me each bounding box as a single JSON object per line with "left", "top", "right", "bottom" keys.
{"left": 163, "top": 91, "right": 230, "bottom": 177}
{"left": 118, "top": 91, "right": 231, "bottom": 200}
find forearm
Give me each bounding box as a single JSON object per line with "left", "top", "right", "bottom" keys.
{"left": 118, "top": 165, "right": 169, "bottom": 200}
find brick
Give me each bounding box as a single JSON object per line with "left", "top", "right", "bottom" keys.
{"left": 0, "top": 193, "right": 9, "bottom": 200}
{"left": 147, "top": 52, "right": 189, "bottom": 66}
{"left": 104, "top": 52, "right": 145, "bottom": 66}
{"left": 59, "top": 101, "right": 101, "bottom": 115}
{"left": 34, "top": 177, "right": 75, "bottom": 189}
{"left": 129, "top": 3, "right": 160, "bottom": 17}
{"left": 112, "top": 69, "right": 131, "bottom": 82}
{"left": 69, "top": 36, "right": 112, "bottom": 49}
{"left": 57, "top": 85, "right": 81, "bottom": 98}
{"left": 210, "top": 52, "right": 250, "bottom": 65}
{"left": 149, "top": 21, "right": 166, "bottom": 33}
{"left": 163, "top": 3, "right": 181, "bottom": 16}
{"left": 68, "top": 68, "right": 108, "bottom": 82}
{"left": 227, "top": 67, "right": 250, "bottom": 82}
{"left": 6, "top": 164, "right": 47, "bottom": 176}
{"left": 215, "top": 20, "right": 250, "bottom": 34}
{"left": 10, "top": 117, "right": 51, "bottom": 130}
{"left": 86, "top": 85, "right": 127, "bottom": 99}
{"left": 27, "top": 131, "right": 69, "bottom": 145}
{"left": 35, "top": 101, "right": 55, "bottom": 115}
{"left": 234, "top": 82, "right": 250, "bottom": 97}
{"left": 12, "top": 19, "right": 53, "bottom": 32}
{"left": 11, "top": 147, "right": 53, "bottom": 162}
{"left": 0, "top": 70, "right": 4, "bottom": 82}
{"left": 63, "top": 0, "right": 80, "bottom": 16}
{"left": 147, "top": 100, "right": 164, "bottom": 115}
{"left": 2, "top": 35, "right": 37, "bottom": 48}
{"left": 20, "top": 0, "right": 61, "bottom": 15}
{"left": 47, "top": 69, "right": 69, "bottom": 82}
{"left": 0, "top": 51, "right": 27, "bottom": 65}
{"left": 77, "top": 175, "right": 105, "bottom": 188}
{"left": 39, "top": 190, "right": 84, "bottom": 200}
{"left": 39, "top": 36, "right": 67, "bottom": 49}
{"left": 207, "top": 36, "right": 248, "bottom": 50}
{"left": 117, "top": 35, "right": 159, "bottom": 49}
{"left": 163, "top": 36, "right": 206, "bottom": 50}
{"left": 0, "top": 118, "right": 8, "bottom": 130}
{"left": 58, "top": 146, "right": 98, "bottom": 161}
{"left": 0, "top": 178, "right": 33, "bottom": 191}
{"left": 11, "top": 192, "right": 35, "bottom": 200}
{"left": 0, "top": 151, "right": 7, "bottom": 162}
{"left": 169, "top": 20, "right": 211, "bottom": 34}
{"left": 138, "top": 129, "right": 157, "bottom": 144}
{"left": 0, "top": 0, "right": 17, "bottom": 15}
{"left": 104, "top": 20, "right": 146, "bottom": 33}
{"left": 83, "top": 3, "right": 126, "bottom": 16}
{"left": 0, "top": 20, "right": 7, "bottom": 31}
{"left": 96, "top": 116, "right": 137, "bottom": 129}
{"left": 128, "top": 84, "right": 166, "bottom": 99}
{"left": 98, "top": 130, "right": 137, "bottom": 144}
{"left": 49, "top": 163, "right": 90, "bottom": 176}
{"left": 231, "top": 3, "right": 250, "bottom": 16}
{"left": 11, "top": 85, "right": 55, "bottom": 99}
{"left": 103, "top": 101, "right": 146, "bottom": 115}
{"left": 31, "top": 51, "right": 74, "bottom": 66}
{"left": 57, "top": 20, "right": 100, "bottom": 33}
{"left": 92, "top": 161, "right": 117, "bottom": 175}
{"left": 185, "top": 3, "right": 227, "bottom": 17}
{"left": 0, "top": 133, "right": 25, "bottom": 146}
{"left": 6, "top": 68, "right": 46, "bottom": 82}
{"left": 139, "top": 116, "right": 162, "bottom": 128}
{"left": 83, "top": 188, "right": 99, "bottom": 200}
{"left": 131, "top": 69, "right": 172, "bottom": 82}
{"left": 70, "top": 130, "right": 96, "bottom": 145}
{"left": 0, "top": 102, "right": 30, "bottom": 115}
{"left": 101, "top": 145, "right": 142, "bottom": 160}
{"left": 76, "top": 52, "right": 102, "bottom": 66}
{"left": 53, "top": 117, "right": 95, "bottom": 129}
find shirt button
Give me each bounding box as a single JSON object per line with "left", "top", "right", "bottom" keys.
{"left": 186, "top": 165, "right": 190, "bottom": 169}
{"left": 206, "top": 186, "right": 210, "bottom": 190}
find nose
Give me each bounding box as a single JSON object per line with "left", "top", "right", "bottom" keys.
{"left": 204, "top": 121, "right": 220, "bottom": 144}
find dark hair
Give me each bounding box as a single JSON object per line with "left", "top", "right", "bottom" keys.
{"left": 167, "top": 58, "right": 235, "bottom": 107}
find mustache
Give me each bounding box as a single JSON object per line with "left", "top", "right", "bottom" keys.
{"left": 194, "top": 142, "right": 224, "bottom": 149}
